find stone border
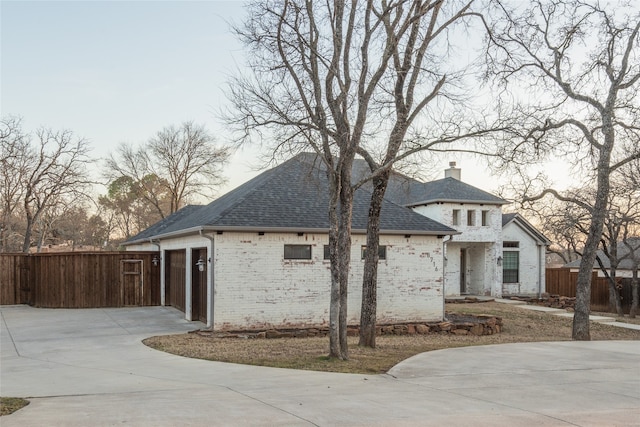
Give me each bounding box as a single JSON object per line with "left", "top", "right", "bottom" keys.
{"left": 195, "top": 314, "right": 503, "bottom": 339}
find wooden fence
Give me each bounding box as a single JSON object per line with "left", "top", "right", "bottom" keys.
{"left": 0, "top": 252, "right": 161, "bottom": 308}
{"left": 546, "top": 268, "right": 633, "bottom": 313}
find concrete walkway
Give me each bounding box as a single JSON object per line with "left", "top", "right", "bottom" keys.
{"left": 494, "top": 298, "right": 640, "bottom": 330}
{"left": 1, "top": 305, "right": 639, "bottom": 426}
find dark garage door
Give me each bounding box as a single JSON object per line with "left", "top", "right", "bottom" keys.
{"left": 165, "top": 250, "right": 186, "bottom": 313}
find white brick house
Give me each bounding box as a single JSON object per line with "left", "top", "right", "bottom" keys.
{"left": 125, "top": 155, "right": 548, "bottom": 329}
{"left": 124, "top": 154, "right": 457, "bottom": 329}
{"left": 378, "top": 162, "right": 550, "bottom": 298}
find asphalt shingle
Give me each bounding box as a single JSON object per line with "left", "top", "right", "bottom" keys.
{"left": 125, "top": 153, "right": 457, "bottom": 244}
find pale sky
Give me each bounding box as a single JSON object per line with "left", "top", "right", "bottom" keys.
{"left": 1, "top": 0, "right": 558, "bottom": 202}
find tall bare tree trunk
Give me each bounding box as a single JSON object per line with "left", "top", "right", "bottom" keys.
{"left": 337, "top": 156, "right": 355, "bottom": 360}
{"left": 328, "top": 153, "right": 355, "bottom": 361}
{"left": 359, "top": 172, "right": 390, "bottom": 348}
{"left": 573, "top": 116, "right": 614, "bottom": 340}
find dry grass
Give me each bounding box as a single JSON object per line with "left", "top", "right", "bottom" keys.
{"left": 144, "top": 302, "right": 640, "bottom": 374}
{"left": 0, "top": 397, "right": 29, "bottom": 416}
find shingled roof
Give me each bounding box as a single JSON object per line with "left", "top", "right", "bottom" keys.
{"left": 126, "top": 204, "right": 204, "bottom": 243}
{"left": 383, "top": 175, "right": 508, "bottom": 206}
{"left": 124, "top": 153, "right": 458, "bottom": 245}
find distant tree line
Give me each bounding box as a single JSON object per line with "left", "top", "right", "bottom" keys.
{"left": 0, "top": 117, "right": 229, "bottom": 252}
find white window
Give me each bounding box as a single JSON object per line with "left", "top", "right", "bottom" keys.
{"left": 452, "top": 209, "right": 461, "bottom": 226}
{"left": 481, "top": 210, "right": 489, "bottom": 226}
{"left": 467, "top": 210, "right": 475, "bottom": 226}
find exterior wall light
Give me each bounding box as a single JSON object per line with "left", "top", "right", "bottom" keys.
{"left": 152, "top": 255, "right": 160, "bottom": 267}
{"left": 196, "top": 257, "right": 206, "bottom": 272}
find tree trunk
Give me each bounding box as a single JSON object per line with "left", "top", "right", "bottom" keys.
{"left": 327, "top": 169, "right": 342, "bottom": 359}
{"left": 601, "top": 263, "right": 624, "bottom": 316}
{"left": 573, "top": 111, "right": 615, "bottom": 340}
{"left": 22, "top": 212, "right": 34, "bottom": 253}
{"left": 337, "top": 161, "right": 354, "bottom": 360}
{"left": 327, "top": 155, "right": 355, "bottom": 361}
{"left": 608, "top": 279, "right": 624, "bottom": 316}
{"left": 359, "top": 173, "right": 389, "bottom": 348}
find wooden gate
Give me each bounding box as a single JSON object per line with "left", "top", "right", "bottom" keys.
{"left": 121, "top": 260, "right": 143, "bottom": 306}
{"left": 165, "top": 250, "right": 186, "bottom": 313}
{"left": 191, "top": 248, "right": 208, "bottom": 323}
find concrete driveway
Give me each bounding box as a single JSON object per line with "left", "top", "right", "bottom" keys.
{"left": 1, "top": 305, "right": 639, "bottom": 426}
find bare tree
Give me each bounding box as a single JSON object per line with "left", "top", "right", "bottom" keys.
{"left": 21, "top": 128, "right": 93, "bottom": 252}
{"left": 229, "top": 0, "right": 421, "bottom": 359}
{"left": 597, "top": 179, "right": 640, "bottom": 315}
{"left": 105, "top": 121, "right": 230, "bottom": 219}
{"left": 485, "top": 0, "right": 640, "bottom": 340}
{"left": 353, "top": 0, "right": 514, "bottom": 348}
{"left": 1, "top": 119, "right": 94, "bottom": 253}
{"left": 0, "top": 117, "right": 30, "bottom": 252}
{"left": 618, "top": 159, "right": 640, "bottom": 317}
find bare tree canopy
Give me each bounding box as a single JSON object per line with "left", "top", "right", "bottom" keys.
{"left": 104, "top": 121, "right": 230, "bottom": 220}
{"left": 226, "top": 0, "right": 510, "bottom": 358}
{"left": 1, "top": 116, "right": 94, "bottom": 252}
{"left": 227, "top": 0, "right": 494, "bottom": 357}
{"left": 485, "top": 0, "right": 640, "bottom": 339}
{"left": 229, "top": 0, "right": 418, "bottom": 359}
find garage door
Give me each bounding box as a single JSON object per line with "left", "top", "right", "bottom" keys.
{"left": 165, "top": 250, "right": 186, "bottom": 313}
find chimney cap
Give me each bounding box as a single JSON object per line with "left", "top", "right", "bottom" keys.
{"left": 449, "top": 161, "right": 457, "bottom": 168}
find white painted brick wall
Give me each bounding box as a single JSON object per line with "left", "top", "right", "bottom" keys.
{"left": 502, "top": 223, "right": 545, "bottom": 296}
{"left": 415, "top": 203, "right": 503, "bottom": 297}
{"left": 412, "top": 203, "right": 502, "bottom": 242}
{"left": 212, "top": 232, "right": 444, "bottom": 330}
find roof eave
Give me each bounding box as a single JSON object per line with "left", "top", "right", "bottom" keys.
{"left": 122, "top": 226, "right": 207, "bottom": 245}
{"left": 123, "top": 225, "right": 461, "bottom": 242}
{"left": 507, "top": 215, "right": 552, "bottom": 246}
{"left": 407, "top": 198, "right": 509, "bottom": 207}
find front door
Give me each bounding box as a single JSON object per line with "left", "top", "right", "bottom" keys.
{"left": 460, "top": 249, "right": 467, "bottom": 294}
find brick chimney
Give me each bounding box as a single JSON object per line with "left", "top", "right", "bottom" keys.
{"left": 445, "top": 161, "right": 461, "bottom": 180}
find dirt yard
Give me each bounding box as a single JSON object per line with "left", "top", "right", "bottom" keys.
{"left": 144, "top": 302, "right": 640, "bottom": 374}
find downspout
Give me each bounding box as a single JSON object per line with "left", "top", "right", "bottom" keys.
{"left": 149, "top": 239, "right": 163, "bottom": 306}
{"left": 200, "top": 230, "right": 215, "bottom": 330}
{"left": 442, "top": 235, "right": 452, "bottom": 321}
{"left": 538, "top": 244, "right": 544, "bottom": 300}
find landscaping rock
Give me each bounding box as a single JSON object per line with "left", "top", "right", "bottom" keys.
{"left": 205, "top": 313, "right": 503, "bottom": 339}
{"left": 415, "top": 324, "right": 430, "bottom": 334}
